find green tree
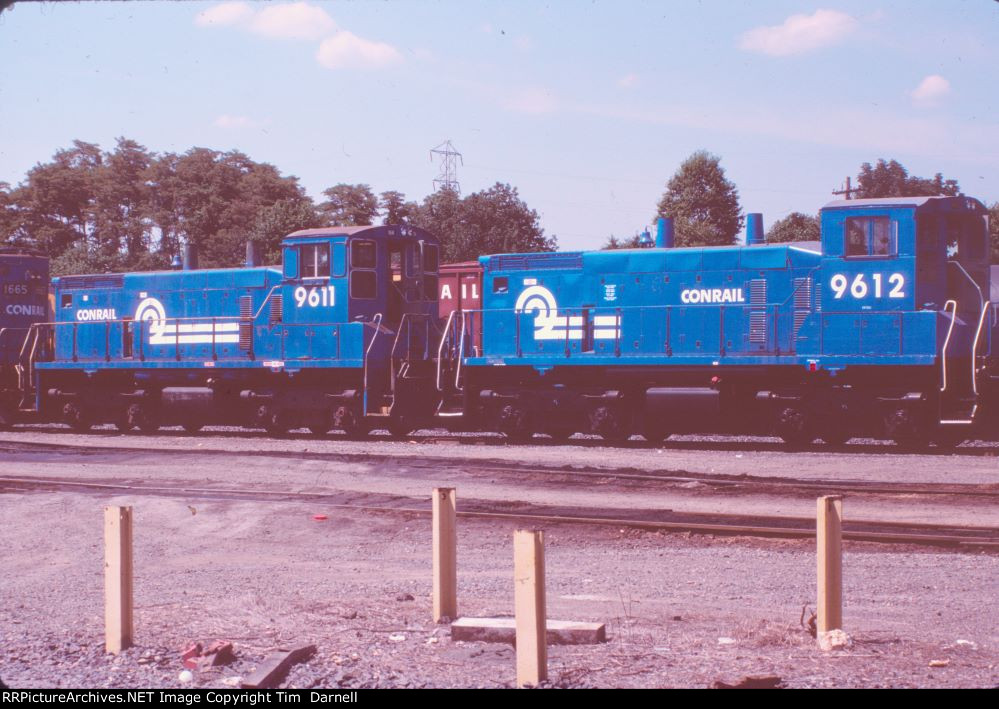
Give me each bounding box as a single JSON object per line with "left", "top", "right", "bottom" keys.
{"left": 601, "top": 234, "right": 642, "bottom": 250}
{"left": 149, "top": 147, "right": 307, "bottom": 268}
{"left": 654, "top": 150, "right": 743, "bottom": 247}
{"left": 249, "top": 199, "right": 324, "bottom": 264}
{"left": 379, "top": 190, "right": 418, "bottom": 225}
{"left": 4, "top": 140, "right": 314, "bottom": 273}
{"left": 766, "top": 212, "right": 820, "bottom": 244}
{"left": 855, "top": 159, "right": 961, "bottom": 199}
{"left": 319, "top": 183, "right": 378, "bottom": 226}
{"left": 413, "top": 183, "right": 556, "bottom": 262}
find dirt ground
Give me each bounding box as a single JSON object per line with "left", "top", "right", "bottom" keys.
{"left": 1, "top": 481, "right": 997, "bottom": 688}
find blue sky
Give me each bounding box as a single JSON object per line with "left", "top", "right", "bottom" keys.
{"left": 1, "top": 1, "right": 996, "bottom": 250}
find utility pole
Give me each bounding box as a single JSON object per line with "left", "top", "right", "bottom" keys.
{"left": 832, "top": 176, "right": 857, "bottom": 200}
{"left": 431, "top": 140, "right": 463, "bottom": 194}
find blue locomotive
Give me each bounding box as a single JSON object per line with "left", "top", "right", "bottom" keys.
{"left": 1, "top": 195, "right": 997, "bottom": 447}
{"left": 8, "top": 225, "right": 440, "bottom": 435}
{"left": 0, "top": 249, "right": 49, "bottom": 427}
{"left": 437, "top": 196, "right": 996, "bottom": 446}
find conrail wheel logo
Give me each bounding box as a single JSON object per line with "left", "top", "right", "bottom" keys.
{"left": 134, "top": 297, "right": 240, "bottom": 345}
{"left": 514, "top": 285, "right": 620, "bottom": 342}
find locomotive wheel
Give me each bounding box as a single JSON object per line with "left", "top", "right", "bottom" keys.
{"left": 333, "top": 404, "right": 368, "bottom": 439}
{"left": 251, "top": 403, "right": 288, "bottom": 436}
{"left": 884, "top": 408, "right": 929, "bottom": 449}
{"left": 387, "top": 414, "right": 415, "bottom": 438}
{"left": 0, "top": 400, "right": 15, "bottom": 431}
{"left": 544, "top": 424, "right": 575, "bottom": 441}
{"left": 182, "top": 422, "right": 204, "bottom": 434}
{"left": 498, "top": 403, "right": 533, "bottom": 442}
{"left": 119, "top": 402, "right": 159, "bottom": 434}
{"left": 932, "top": 428, "right": 967, "bottom": 449}
{"left": 820, "top": 429, "right": 852, "bottom": 446}
{"left": 307, "top": 414, "right": 331, "bottom": 437}
{"left": 775, "top": 405, "right": 815, "bottom": 446}
{"left": 642, "top": 420, "right": 670, "bottom": 445}
{"left": 62, "top": 401, "right": 92, "bottom": 432}
{"left": 590, "top": 405, "right": 629, "bottom": 443}
{"left": 264, "top": 410, "right": 292, "bottom": 437}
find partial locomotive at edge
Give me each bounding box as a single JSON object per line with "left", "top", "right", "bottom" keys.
{"left": 1, "top": 196, "right": 997, "bottom": 447}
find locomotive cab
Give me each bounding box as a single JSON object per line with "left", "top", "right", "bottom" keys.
{"left": 279, "top": 225, "right": 441, "bottom": 431}
{"left": 814, "top": 196, "right": 990, "bottom": 439}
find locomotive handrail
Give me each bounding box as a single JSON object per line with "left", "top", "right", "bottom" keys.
{"left": 971, "top": 300, "right": 989, "bottom": 397}
{"left": 436, "top": 310, "right": 457, "bottom": 391}
{"left": 252, "top": 286, "right": 281, "bottom": 321}
{"left": 362, "top": 312, "right": 384, "bottom": 397}
{"left": 948, "top": 261, "right": 987, "bottom": 397}
{"left": 463, "top": 301, "right": 808, "bottom": 359}
{"left": 939, "top": 299, "right": 958, "bottom": 394}
{"left": 455, "top": 311, "right": 466, "bottom": 389}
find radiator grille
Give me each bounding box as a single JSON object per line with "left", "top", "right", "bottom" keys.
{"left": 749, "top": 279, "right": 767, "bottom": 344}
{"left": 793, "top": 277, "right": 813, "bottom": 334}
{"left": 491, "top": 252, "right": 583, "bottom": 271}
{"left": 59, "top": 274, "right": 124, "bottom": 289}
{"left": 269, "top": 294, "right": 283, "bottom": 324}
{"left": 239, "top": 295, "right": 253, "bottom": 351}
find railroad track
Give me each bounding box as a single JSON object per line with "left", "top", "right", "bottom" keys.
{"left": 2, "top": 474, "right": 997, "bottom": 550}
{"left": 1, "top": 436, "right": 997, "bottom": 500}
{"left": 7, "top": 424, "right": 999, "bottom": 457}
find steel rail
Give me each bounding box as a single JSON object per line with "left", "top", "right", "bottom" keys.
{"left": 0, "top": 475, "right": 995, "bottom": 550}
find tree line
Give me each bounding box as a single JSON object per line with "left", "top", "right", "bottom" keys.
{"left": 1, "top": 139, "right": 996, "bottom": 274}
{"left": 0, "top": 138, "right": 555, "bottom": 274}
{"left": 605, "top": 152, "right": 998, "bottom": 260}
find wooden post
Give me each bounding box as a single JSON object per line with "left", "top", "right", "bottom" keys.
{"left": 514, "top": 529, "right": 547, "bottom": 688}
{"left": 432, "top": 488, "right": 457, "bottom": 622}
{"left": 104, "top": 506, "right": 134, "bottom": 654}
{"left": 817, "top": 495, "right": 843, "bottom": 635}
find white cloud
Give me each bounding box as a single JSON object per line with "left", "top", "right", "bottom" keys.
{"left": 213, "top": 114, "right": 267, "bottom": 129}
{"left": 739, "top": 9, "right": 858, "bottom": 56}
{"left": 617, "top": 74, "right": 640, "bottom": 89}
{"left": 910, "top": 75, "right": 951, "bottom": 106}
{"left": 316, "top": 31, "right": 403, "bottom": 70}
{"left": 194, "top": 2, "right": 252, "bottom": 28}
{"left": 195, "top": 2, "right": 335, "bottom": 40}
{"left": 503, "top": 88, "right": 558, "bottom": 115}
{"left": 249, "top": 2, "right": 336, "bottom": 40}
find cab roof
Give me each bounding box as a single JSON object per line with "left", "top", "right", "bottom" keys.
{"left": 822, "top": 196, "right": 986, "bottom": 213}
{"left": 283, "top": 224, "right": 437, "bottom": 244}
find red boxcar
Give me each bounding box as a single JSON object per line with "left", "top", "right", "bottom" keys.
{"left": 438, "top": 261, "right": 483, "bottom": 355}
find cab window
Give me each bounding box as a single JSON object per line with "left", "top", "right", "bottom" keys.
{"left": 350, "top": 270, "right": 377, "bottom": 299}
{"left": 349, "top": 239, "right": 377, "bottom": 300}
{"left": 845, "top": 217, "right": 896, "bottom": 258}
{"left": 423, "top": 244, "right": 439, "bottom": 273}
{"left": 351, "top": 240, "right": 376, "bottom": 269}
{"left": 299, "top": 244, "right": 330, "bottom": 278}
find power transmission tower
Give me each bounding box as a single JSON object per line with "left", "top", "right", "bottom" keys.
{"left": 832, "top": 176, "right": 858, "bottom": 200}
{"left": 431, "top": 140, "right": 463, "bottom": 194}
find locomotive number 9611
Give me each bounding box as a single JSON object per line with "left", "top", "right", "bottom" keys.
{"left": 294, "top": 285, "right": 335, "bottom": 308}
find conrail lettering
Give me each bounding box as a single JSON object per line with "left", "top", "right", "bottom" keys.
{"left": 76, "top": 307, "right": 118, "bottom": 321}
{"left": 5, "top": 304, "right": 45, "bottom": 316}
{"left": 680, "top": 287, "right": 746, "bottom": 304}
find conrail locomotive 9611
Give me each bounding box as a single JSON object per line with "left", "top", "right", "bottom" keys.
{"left": 1, "top": 196, "right": 997, "bottom": 447}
